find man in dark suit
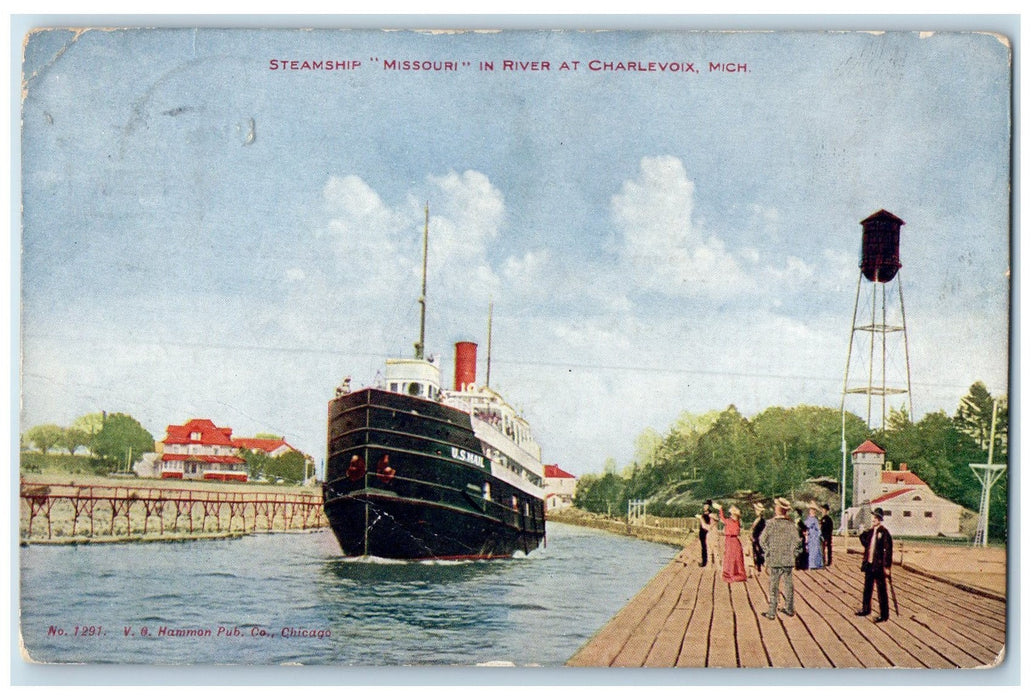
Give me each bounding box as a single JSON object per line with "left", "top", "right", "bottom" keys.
{"left": 698, "top": 500, "right": 713, "bottom": 567}
{"left": 856, "top": 507, "right": 893, "bottom": 622}
{"left": 820, "top": 503, "right": 834, "bottom": 566}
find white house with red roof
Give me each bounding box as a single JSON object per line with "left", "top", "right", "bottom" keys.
{"left": 133, "top": 419, "right": 311, "bottom": 483}
{"left": 845, "top": 439, "right": 963, "bottom": 536}
{"left": 154, "top": 418, "right": 249, "bottom": 482}
{"left": 544, "top": 464, "right": 577, "bottom": 511}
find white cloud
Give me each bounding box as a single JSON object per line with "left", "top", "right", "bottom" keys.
{"left": 426, "top": 170, "right": 505, "bottom": 250}
{"left": 611, "top": 156, "right": 746, "bottom": 293}
{"left": 501, "top": 249, "right": 550, "bottom": 292}
{"left": 321, "top": 175, "right": 406, "bottom": 260}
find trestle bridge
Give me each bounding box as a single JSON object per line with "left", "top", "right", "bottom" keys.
{"left": 20, "top": 481, "right": 327, "bottom": 542}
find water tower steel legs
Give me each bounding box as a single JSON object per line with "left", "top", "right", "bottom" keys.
{"left": 841, "top": 270, "right": 913, "bottom": 430}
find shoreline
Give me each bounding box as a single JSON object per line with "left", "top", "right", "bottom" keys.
{"left": 546, "top": 507, "right": 695, "bottom": 547}
{"left": 19, "top": 528, "right": 332, "bottom": 547}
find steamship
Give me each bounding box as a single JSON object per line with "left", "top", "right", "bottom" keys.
{"left": 322, "top": 210, "right": 547, "bottom": 559}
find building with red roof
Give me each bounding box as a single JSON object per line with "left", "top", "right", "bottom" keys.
{"left": 231, "top": 436, "right": 297, "bottom": 458}
{"left": 154, "top": 418, "right": 249, "bottom": 482}
{"left": 544, "top": 464, "right": 577, "bottom": 511}
{"left": 845, "top": 439, "right": 963, "bottom": 536}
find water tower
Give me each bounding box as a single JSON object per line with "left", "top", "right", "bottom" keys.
{"left": 841, "top": 210, "right": 914, "bottom": 429}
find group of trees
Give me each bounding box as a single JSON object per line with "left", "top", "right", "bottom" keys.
{"left": 238, "top": 446, "right": 309, "bottom": 483}
{"left": 574, "top": 382, "right": 1008, "bottom": 541}
{"left": 23, "top": 412, "right": 155, "bottom": 468}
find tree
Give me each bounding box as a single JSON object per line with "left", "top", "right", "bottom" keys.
{"left": 72, "top": 412, "right": 105, "bottom": 436}
{"left": 58, "top": 427, "right": 90, "bottom": 456}
{"left": 955, "top": 382, "right": 1006, "bottom": 452}
{"left": 25, "top": 424, "right": 65, "bottom": 454}
{"left": 573, "top": 472, "right": 627, "bottom": 515}
{"left": 696, "top": 405, "right": 758, "bottom": 497}
{"left": 91, "top": 413, "right": 154, "bottom": 467}
{"left": 265, "top": 451, "right": 306, "bottom": 483}
{"left": 239, "top": 449, "right": 272, "bottom": 479}
{"left": 71, "top": 413, "right": 106, "bottom": 456}
{"left": 887, "top": 404, "right": 912, "bottom": 432}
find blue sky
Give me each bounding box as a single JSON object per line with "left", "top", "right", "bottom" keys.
{"left": 19, "top": 27, "right": 1011, "bottom": 475}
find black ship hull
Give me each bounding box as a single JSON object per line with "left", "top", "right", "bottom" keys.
{"left": 323, "top": 388, "right": 546, "bottom": 559}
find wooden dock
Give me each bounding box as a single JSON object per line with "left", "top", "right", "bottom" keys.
{"left": 567, "top": 546, "right": 1006, "bottom": 668}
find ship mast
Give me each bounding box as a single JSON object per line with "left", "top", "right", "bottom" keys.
{"left": 414, "top": 203, "right": 429, "bottom": 360}
{"left": 486, "top": 300, "right": 493, "bottom": 387}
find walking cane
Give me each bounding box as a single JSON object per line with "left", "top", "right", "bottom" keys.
{"left": 887, "top": 571, "right": 900, "bottom": 616}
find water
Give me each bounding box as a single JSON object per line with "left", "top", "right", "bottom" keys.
{"left": 19, "top": 522, "right": 678, "bottom": 666}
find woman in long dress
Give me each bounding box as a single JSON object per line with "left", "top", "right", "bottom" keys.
{"left": 716, "top": 504, "right": 747, "bottom": 582}
{"left": 804, "top": 503, "right": 824, "bottom": 569}
{"left": 750, "top": 502, "right": 766, "bottom": 575}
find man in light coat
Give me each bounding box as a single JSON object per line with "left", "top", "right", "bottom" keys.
{"left": 759, "top": 497, "right": 798, "bottom": 619}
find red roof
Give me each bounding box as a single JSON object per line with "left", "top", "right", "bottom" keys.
{"left": 233, "top": 437, "right": 291, "bottom": 453}
{"left": 872, "top": 488, "right": 916, "bottom": 504}
{"left": 852, "top": 439, "right": 885, "bottom": 455}
{"left": 161, "top": 453, "right": 245, "bottom": 465}
{"left": 164, "top": 419, "right": 235, "bottom": 447}
{"left": 545, "top": 464, "right": 576, "bottom": 479}
{"left": 881, "top": 470, "right": 928, "bottom": 487}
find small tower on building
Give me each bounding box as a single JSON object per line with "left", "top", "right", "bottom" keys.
{"left": 852, "top": 439, "right": 886, "bottom": 510}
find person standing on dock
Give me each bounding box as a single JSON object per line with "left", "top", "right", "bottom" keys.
{"left": 820, "top": 503, "right": 834, "bottom": 566}
{"left": 805, "top": 503, "right": 824, "bottom": 569}
{"left": 750, "top": 502, "right": 766, "bottom": 575}
{"left": 760, "top": 497, "right": 797, "bottom": 619}
{"left": 715, "top": 503, "right": 747, "bottom": 582}
{"left": 856, "top": 507, "right": 894, "bottom": 623}
{"left": 794, "top": 508, "right": 809, "bottom": 570}
{"left": 697, "top": 500, "right": 713, "bottom": 567}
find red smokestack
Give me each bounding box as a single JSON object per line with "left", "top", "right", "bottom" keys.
{"left": 454, "top": 342, "right": 477, "bottom": 391}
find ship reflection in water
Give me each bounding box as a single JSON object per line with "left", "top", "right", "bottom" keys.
{"left": 20, "top": 523, "right": 675, "bottom": 666}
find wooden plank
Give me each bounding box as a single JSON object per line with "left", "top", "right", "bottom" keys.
{"left": 783, "top": 570, "right": 863, "bottom": 668}
{"left": 908, "top": 613, "right": 1000, "bottom": 667}
{"left": 612, "top": 560, "right": 692, "bottom": 666}
{"left": 818, "top": 554, "right": 1004, "bottom": 664}
{"left": 792, "top": 571, "right": 892, "bottom": 669}
{"left": 567, "top": 558, "right": 679, "bottom": 666}
{"left": 796, "top": 563, "right": 957, "bottom": 669}
{"left": 745, "top": 571, "right": 802, "bottom": 668}
{"left": 676, "top": 566, "right": 716, "bottom": 668}
{"left": 897, "top": 576, "right": 1007, "bottom": 633}
{"left": 729, "top": 579, "right": 769, "bottom": 667}
{"left": 706, "top": 575, "right": 738, "bottom": 667}
{"left": 898, "top": 569, "right": 1006, "bottom": 624}
{"left": 794, "top": 568, "right": 933, "bottom": 669}
{"left": 775, "top": 585, "right": 833, "bottom": 668}
{"left": 644, "top": 562, "right": 704, "bottom": 667}
{"left": 886, "top": 617, "right": 980, "bottom": 669}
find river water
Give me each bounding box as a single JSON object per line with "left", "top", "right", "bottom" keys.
{"left": 19, "top": 521, "right": 679, "bottom": 666}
